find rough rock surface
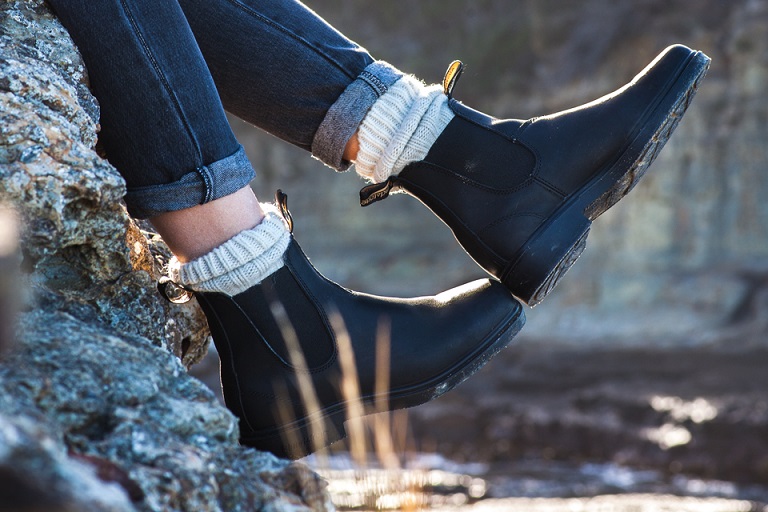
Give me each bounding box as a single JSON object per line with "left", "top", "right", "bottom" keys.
{"left": 0, "top": 0, "right": 206, "bottom": 364}
{"left": 0, "top": 1, "right": 332, "bottom": 510}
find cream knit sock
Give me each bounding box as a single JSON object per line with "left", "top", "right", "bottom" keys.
{"left": 356, "top": 74, "right": 454, "bottom": 184}
{"left": 167, "top": 203, "right": 290, "bottom": 296}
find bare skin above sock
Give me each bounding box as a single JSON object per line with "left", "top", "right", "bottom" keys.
{"left": 168, "top": 203, "right": 290, "bottom": 296}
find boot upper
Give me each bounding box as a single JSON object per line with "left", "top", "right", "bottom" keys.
{"left": 197, "top": 238, "right": 523, "bottom": 436}
{"left": 393, "top": 44, "right": 703, "bottom": 281}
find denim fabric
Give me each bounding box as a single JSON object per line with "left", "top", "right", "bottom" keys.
{"left": 48, "top": 0, "right": 403, "bottom": 218}
{"left": 176, "top": 0, "right": 401, "bottom": 169}
{"left": 124, "top": 146, "right": 254, "bottom": 219}
{"left": 312, "top": 61, "right": 403, "bottom": 170}
{"left": 48, "top": 0, "right": 253, "bottom": 217}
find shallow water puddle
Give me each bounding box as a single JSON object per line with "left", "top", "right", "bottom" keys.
{"left": 306, "top": 453, "right": 768, "bottom": 511}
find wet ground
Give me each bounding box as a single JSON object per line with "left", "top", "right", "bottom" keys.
{"left": 404, "top": 341, "right": 768, "bottom": 486}
{"left": 190, "top": 339, "right": 768, "bottom": 510}
{"left": 303, "top": 452, "right": 768, "bottom": 511}
{"left": 443, "top": 495, "right": 763, "bottom": 511}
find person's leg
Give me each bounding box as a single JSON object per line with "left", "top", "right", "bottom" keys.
{"left": 47, "top": 0, "right": 263, "bottom": 262}
{"left": 47, "top": 0, "right": 524, "bottom": 459}
{"left": 176, "top": 0, "right": 400, "bottom": 172}
{"left": 177, "top": 0, "right": 709, "bottom": 306}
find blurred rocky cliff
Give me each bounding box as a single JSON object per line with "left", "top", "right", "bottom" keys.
{"left": 0, "top": 1, "right": 330, "bottom": 510}
{"left": 223, "top": 1, "right": 768, "bottom": 493}
{"left": 237, "top": 0, "right": 768, "bottom": 347}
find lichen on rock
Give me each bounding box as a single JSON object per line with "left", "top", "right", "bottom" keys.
{"left": 0, "top": 1, "right": 332, "bottom": 510}
{"left": 0, "top": 0, "right": 207, "bottom": 362}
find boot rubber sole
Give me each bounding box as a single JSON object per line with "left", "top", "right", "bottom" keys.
{"left": 239, "top": 302, "right": 525, "bottom": 460}
{"left": 504, "top": 48, "right": 711, "bottom": 306}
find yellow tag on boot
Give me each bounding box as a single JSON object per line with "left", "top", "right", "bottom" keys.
{"left": 442, "top": 60, "right": 465, "bottom": 98}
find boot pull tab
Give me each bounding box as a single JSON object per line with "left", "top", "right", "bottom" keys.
{"left": 158, "top": 276, "right": 194, "bottom": 304}
{"left": 275, "top": 189, "right": 294, "bottom": 233}
{"left": 359, "top": 176, "right": 397, "bottom": 207}
{"left": 442, "top": 60, "right": 465, "bottom": 99}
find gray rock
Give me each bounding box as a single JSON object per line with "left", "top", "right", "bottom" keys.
{"left": 0, "top": 1, "right": 333, "bottom": 510}
{"left": 0, "top": 413, "right": 135, "bottom": 512}
{"left": 0, "top": 0, "right": 207, "bottom": 363}
{"left": 0, "top": 310, "right": 331, "bottom": 511}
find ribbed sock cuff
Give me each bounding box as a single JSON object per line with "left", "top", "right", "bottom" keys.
{"left": 356, "top": 74, "right": 454, "bottom": 183}
{"left": 167, "top": 203, "right": 290, "bottom": 296}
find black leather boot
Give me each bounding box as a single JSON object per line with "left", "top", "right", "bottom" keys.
{"left": 166, "top": 194, "right": 524, "bottom": 459}
{"left": 360, "top": 44, "right": 710, "bottom": 306}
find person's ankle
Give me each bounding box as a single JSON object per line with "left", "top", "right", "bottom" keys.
{"left": 150, "top": 186, "right": 265, "bottom": 263}
{"left": 167, "top": 202, "right": 290, "bottom": 296}
{"left": 354, "top": 74, "right": 454, "bottom": 184}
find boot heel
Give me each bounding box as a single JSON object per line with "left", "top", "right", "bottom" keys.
{"left": 503, "top": 216, "right": 591, "bottom": 306}
{"left": 529, "top": 227, "right": 590, "bottom": 306}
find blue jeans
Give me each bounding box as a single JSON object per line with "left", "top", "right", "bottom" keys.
{"left": 47, "top": 0, "right": 403, "bottom": 218}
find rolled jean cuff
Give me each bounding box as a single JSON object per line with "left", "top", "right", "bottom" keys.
{"left": 311, "top": 60, "right": 403, "bottom": 171}
{"left": 124, "top": 146, "right": 256, "bottom": 219}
